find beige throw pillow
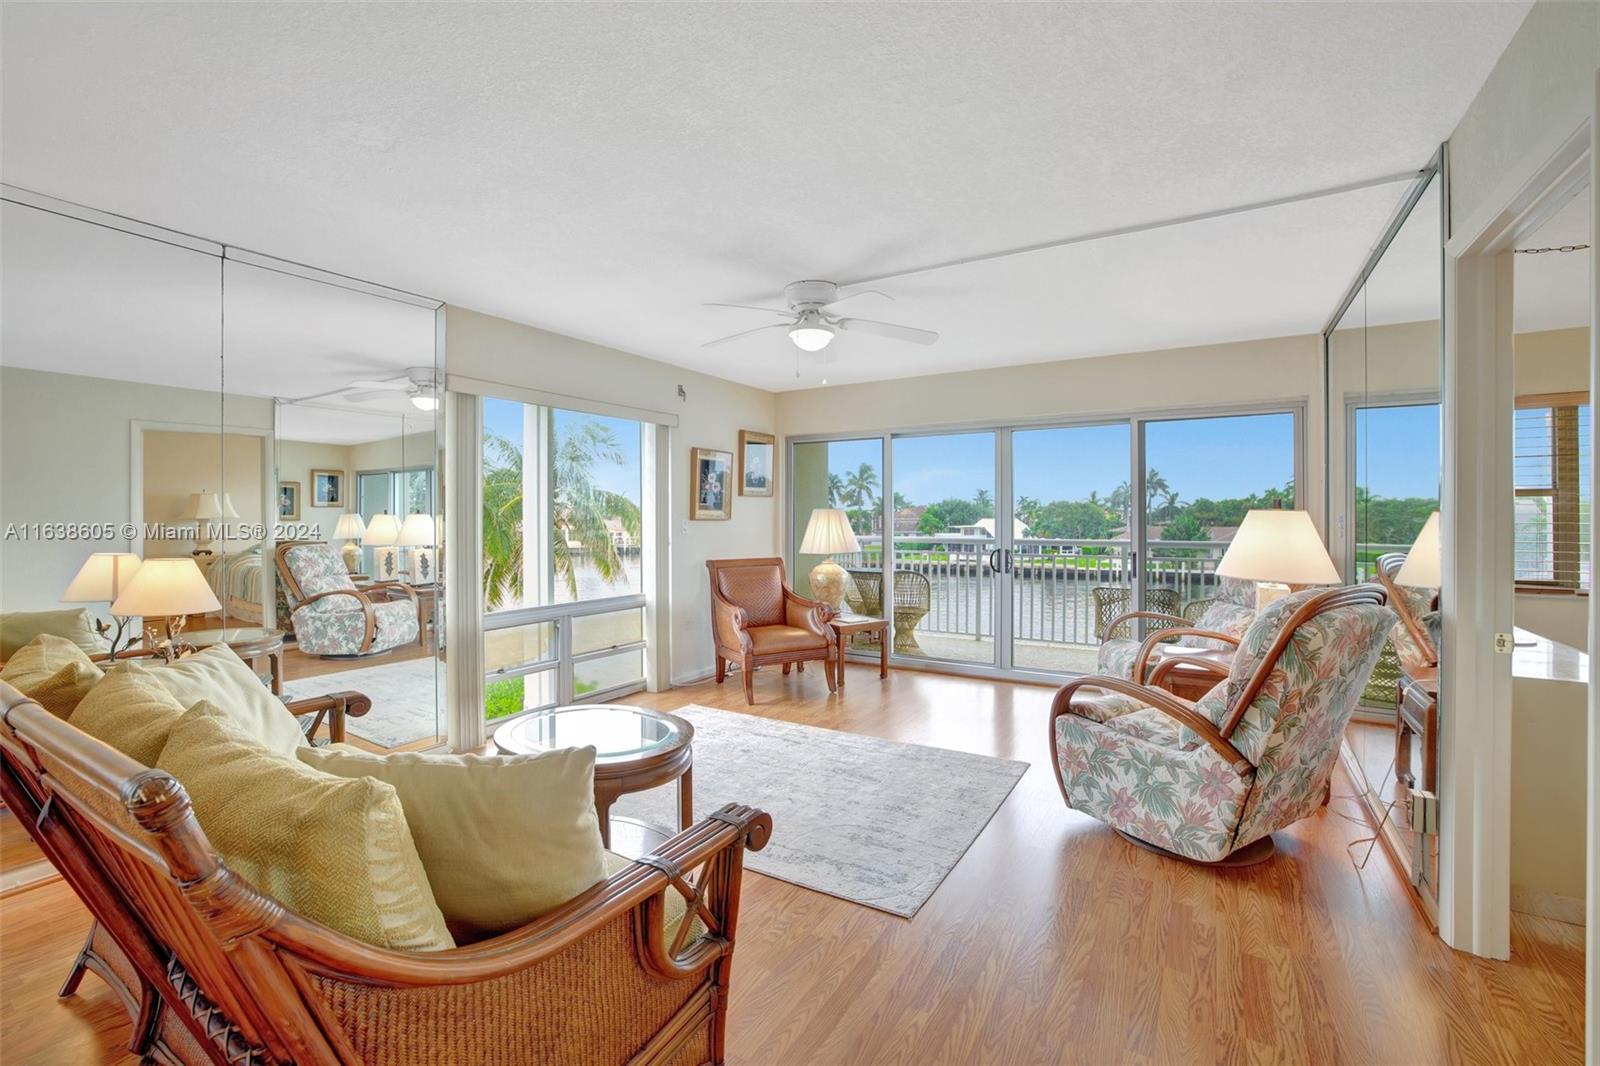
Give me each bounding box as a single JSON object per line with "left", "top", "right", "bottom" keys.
{"left": 297, "top": 743, "right": 606, "bottom": 941}
{"left": 70, "top": 666, "right": 189, "bottom": 765}
{"left": 123, "top": 645, "right": 305, "bottom": 757}
{"left": 159, "top": 705, "right": 453, "bottom": 953}
{"left": 0, "top": 635, "right": 104, "bottom": 719}
{"left": 0, "top": 609, "right": 107, "bottom": 660}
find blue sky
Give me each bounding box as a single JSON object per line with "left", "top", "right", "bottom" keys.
{"left": 1354, "top": 403, "right": 1441, "bottom": 500}
{"left": 483, "top": 398, "right": 642, "bottom": 501}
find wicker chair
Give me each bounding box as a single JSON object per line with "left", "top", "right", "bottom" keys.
{"left": 842, "top": 568, "right": 932, "bottom": 652}
{"left": 0, "top": 680, "right": 771, "bottom": 1065}
{"left": 1091, "top": 585, "right": 1181, "bottom": 641}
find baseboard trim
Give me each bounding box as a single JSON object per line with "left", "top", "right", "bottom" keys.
{"left": 1510, "top": 883, "right": 1584, "bottom": 926}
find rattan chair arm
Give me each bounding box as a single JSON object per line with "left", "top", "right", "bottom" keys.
{"left": 1146, "top": 654, "right": 1231, "bottom": 691}
{"left": 1132, "top": 627, "right": 1239, "bottom": 680}
{"left": 1051, "top": 676, "right": 1252, "bottom": 775}
{"left": 266, "top": 804, "right": 773, "bottom": 985}
{"left": 292, "top": 589, "right": 377, "bottom": 653}
{"left": 362, "top": 580, "right": 419, "bottom": 605}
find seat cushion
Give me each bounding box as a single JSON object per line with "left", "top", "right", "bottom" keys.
{"left": 0, "top": 608, "right": 107, "bottom": 660}
{"left": 0, "top": 635, "right": 104, "bottom": 719}
{"left": 70, "top": 666, "right": 188, "bottom": 765}
{"left": 297, "top": 743, "right": 606, "bottom": 941}
{"left": 715, "top": 565, "right": 786, "bottom": 627}
{"left": 748, "top": 624, "right": 827, "bottom": 655}
{"left": 158, "top": 704, "right": 453, "bottom": 953}
{"left": 122, "top": 645, "right": 305, "bottom": 757}
{"left": 292, "top": 596, "right": 419, "bottom": 655}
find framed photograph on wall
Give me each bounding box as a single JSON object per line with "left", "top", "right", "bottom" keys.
{"left": 738, "top": 430, "right": 775, "bottom": 497}
{"left": 690, "top": 447, "right": 733, "bottom": 520}
{"left": 278, "top": 481, "right": 302, "bottom": 521}
{"left": 310, "top": 468, "right": 345, "bottom": 507}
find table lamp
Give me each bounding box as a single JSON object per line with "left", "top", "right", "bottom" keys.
{"left": 62, "top": 553, "right": 142, "bottom": 659}
{"left": 799, "top": 507, "right": 860, "bottom": 611}
{"left": 365, "top": 513, "right": 402, "bottom": 581}
{"left": 110, "top": 557, "right": 222, "bottom": 645}
{"left": 1216, "top": 509, "right": 1340, "bottom": 610}
{"left": 1394, "top": 511, "right": 1441, "bottom": 588}
{"left": 398, "top": 513, "right": 437, "bottom": 584}
{"left": 185, "top": 491, "right": 241, "bottom": 554}
{"left": 332, "top": 512, "right": 367, "bottom": 573}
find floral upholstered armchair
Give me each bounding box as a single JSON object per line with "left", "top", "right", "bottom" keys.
{"left": 275, "top": 541, "right": 422, "bottom": 658}
{"left": 1050, "top": 585, "right": 1395, "bottom": 864}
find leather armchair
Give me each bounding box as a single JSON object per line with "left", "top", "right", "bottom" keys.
{"left": 707, "top": 557, "right": 836, "bottom": 704}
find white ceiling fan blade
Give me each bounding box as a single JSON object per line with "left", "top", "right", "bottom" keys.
{"left": 346, "top": 378, "right": 408, "bottom": 390}
{"left": 704, "top": 302, "right": 793, "bottom": 318}
{"left": 701, "top": 322, "right": 791, "bottom": 349}
{"left": 822, "top": 289, "right": 892, "bottom": 309}
{"left": 344, "top": 389, "right": 394, "bottom": 403}
{"left": 834, "top": 317, "right": 939, "bottom": 345}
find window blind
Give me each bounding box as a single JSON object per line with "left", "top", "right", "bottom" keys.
{"left": 1513, "top": 402, "right": 1590, "bottom": 590}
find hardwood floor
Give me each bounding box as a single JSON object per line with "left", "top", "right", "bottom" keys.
{"left": 0, "top": 664, "right": 1584, "bottom": 1063}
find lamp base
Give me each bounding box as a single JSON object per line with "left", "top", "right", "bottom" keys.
{"left": 1255, "top": 581, "right": 1292, "bottom": 611}
{"left": 809, "top": 559, "right": 847, "bottom": 613}
{"left": 340, "top": 541, "right": 362, "bottom": 573}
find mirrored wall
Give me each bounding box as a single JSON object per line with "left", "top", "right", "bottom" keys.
{"left": 1325, "top": 165, "right": 1444, "bottom": 910}
{"left": 0, "top": 191, "right": 444, "bottom": 749}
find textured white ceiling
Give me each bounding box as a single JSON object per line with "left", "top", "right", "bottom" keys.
{"left": 0, "top": 3, "right": 1530, "bottom": 390}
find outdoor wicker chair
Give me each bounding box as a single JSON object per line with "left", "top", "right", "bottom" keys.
{"left": 1091, "top": 585, "right": 1181, "bottom": 641}
{"left": 843, "top": 568, "right": 932, "bottom": 652}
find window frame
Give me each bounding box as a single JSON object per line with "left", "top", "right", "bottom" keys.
{"left": 1513, "top": 390, "right": 1589, "bottom": 595}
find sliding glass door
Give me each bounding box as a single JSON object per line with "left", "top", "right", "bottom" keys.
{"left": 1140, "top": 412, "right": 1297, "bottom": 623}
{"left": 789, "top": 406, "right": 1299, "bottom": 682}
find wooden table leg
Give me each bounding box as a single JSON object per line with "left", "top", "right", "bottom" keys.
{"left": 269, "top": 648, "right": 283, "bottom": 696}
{"left": 678, "top": 766, "right": 694, "bottom": 831}
{"left": 836, "top": 630, "right": 847, "bottom": 689}
{"left": 879, "top": 631, "right": 888, "bottom": 679}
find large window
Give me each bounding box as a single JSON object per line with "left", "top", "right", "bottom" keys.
{"left": 1351, "top": 401, "right": 1440, "bottom": 581}
{"left": 1514, "top": 396, "right": 1591, "bottom": 590}
{"left": 482, "top": 398, "right": 648, "bottom": 722}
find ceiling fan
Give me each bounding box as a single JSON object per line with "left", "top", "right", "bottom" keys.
{"left": 343, "top": 367, "right": 439, "bottom": 411}
{"left": 702, "top": 280, "right": 938, "bottom": 352}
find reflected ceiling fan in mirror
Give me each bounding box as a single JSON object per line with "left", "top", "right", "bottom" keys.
{"left": 702, "top": 280, "right": 938, "bottom": 355}
{"left": 341, "top": 366, "right": 439, "bottom": 410}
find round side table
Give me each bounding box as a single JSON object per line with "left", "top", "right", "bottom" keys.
{"left": 492, "top": 704, "right": 694, "bottom": 848}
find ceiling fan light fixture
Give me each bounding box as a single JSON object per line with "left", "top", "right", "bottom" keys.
{"left": 410, "top": 383, "right": 440, "bottom": 411}
{"left": 789, "top": 321, "right": 835, "bottom": 352}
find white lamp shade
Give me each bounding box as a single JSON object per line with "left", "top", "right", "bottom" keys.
{"left": 220, "top": 493, "right": 242, "bottom": 519}
{"left": 364, "top": 513, "right": 402, "bottom": 547}
{"left": 186, "top": 492, "right": 223, "bottom": 520}
{"left": 332, "top": 513, "right": 367, "bottom": 541}
{"left": 398, "top": 513, "right": 436, "bottom": 547}
{"left": 1216, "top": 510, "right": 1340, "bottom": 586}
{"left": 110, "top": 558, "right": 221, "bottom": 618}
{"left": 799, "top": 508, "right": 861, "bottom": 555}
{"left": 63, "top": 553, "right": 142, "bottom": 603}
{"left": 1394, "top": 511, "right": 1442, "bottom": 588}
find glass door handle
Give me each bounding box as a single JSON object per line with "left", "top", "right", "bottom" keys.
{"left": 1003, "top": 548, "right": 1014, "bottom": 573}
{"left": 988, "top": 548, "right": 1004, "bottom": 574}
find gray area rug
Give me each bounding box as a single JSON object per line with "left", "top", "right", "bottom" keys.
{"left": 612, "top": 705, "right": 1027, "bottom": 918}
{"left": 281, "top": 657, "right": 441, "bottom": 748}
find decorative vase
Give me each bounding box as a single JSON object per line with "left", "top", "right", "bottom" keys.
{"left": 809, "top": 559, "right": 847, "bottom": 613}
{"left": 340, "top": 540, "right": 362, "bottom": 573}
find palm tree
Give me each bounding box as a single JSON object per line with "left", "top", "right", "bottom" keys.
{"left": 1161, "top": 488, "right": 1181, "bottom": 521}
{"left": 827, "top": 473, "right": 846, "bottom": 507}
{"left": 845, "top": 463, "right": 879, "bottom": 509}
{"left": 1109, "top": 481, "right": 1131, "bottom": 527}
{"left": 480, "top": 422, "right": 641, "bottom": 607}
{"left": 1145, "top": 468, "right": 1170, "bottom": 513}
{"left": 974, "top": 487, "right": 993, "bottom": 515}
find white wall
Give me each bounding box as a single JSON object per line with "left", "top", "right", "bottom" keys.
{"left": 141, "top": 429, "right": 266, "bottom": 559}
{"left": 444, "top": 306, "right": 779, "bottom": 683}
{"left": 0, "top": 366, "right": 272, "bottom": 612}
{"left": 276, "top": 438, "right": 352, "bottom": 541}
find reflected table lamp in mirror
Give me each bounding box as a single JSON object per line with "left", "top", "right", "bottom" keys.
{"left": 185, "top": 491, "right": 241, "bottom": 557}
{"left": 398, "top": 512, "right": 436, "bottom": 585}
{"left": 1215, "top": 509, "right": 1341, "bottom": 611}
{"left": 110, "top": 557, "right": 222, "bottom": 657}
{"left": 62, "top": 552, "right": 143, "bottom": 659}
{"left": 365, "top": 513, "right": 402, "bottom": 582}
{"left": 332, "top": 512, "right": 367, "bottom": 573}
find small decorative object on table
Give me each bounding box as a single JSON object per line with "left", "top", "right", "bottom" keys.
{"left": 799, "top": 507, "right": 860, "bottom": 612}
{"left": 61, "top": 552, "right": 143, "bottom": 660}
{"left": 110, "top": 557, "right": 221, "bottom": 661}
{"left": 690, "top": 447, "right": 733, "bottom": 520}
{"left": 493, "top": 704, "right": 694, "bottom": 850}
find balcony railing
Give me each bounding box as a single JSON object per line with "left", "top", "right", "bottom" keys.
{"left": 842, "top": 535, "right": 1230, "bottom": 649}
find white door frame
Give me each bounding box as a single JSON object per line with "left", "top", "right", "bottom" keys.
{"left": 1440, "top": 115, "right": 1594, "bottom": 964}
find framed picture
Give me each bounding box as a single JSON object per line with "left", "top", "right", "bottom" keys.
{"left": 738, "top": 430, "right": 776, "bottom": 497}
{"left": 278, "top": 481, "right": 301, "bottom": 521}
{"left": 690, "top": 447, "right": 733, "bottom": 520}
{"left": 310, "top": 468, "right": 345, "bottom": 507}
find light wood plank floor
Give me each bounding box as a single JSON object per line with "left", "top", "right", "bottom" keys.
{"left": 0, "top": 664, "right": 1584, "bottom": 1064}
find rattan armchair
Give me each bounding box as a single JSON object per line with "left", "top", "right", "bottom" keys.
{"left": 0, "top": 680, "right": 771, "bottom": 1065}
{"left": 842, "top": 567, "right": 932, "bottom": 652}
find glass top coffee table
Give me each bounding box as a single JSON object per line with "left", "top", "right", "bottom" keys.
{"left": 493, "top": 705, "right": 694, "bottom": 849}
